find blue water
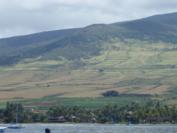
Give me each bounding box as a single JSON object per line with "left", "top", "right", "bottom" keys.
{"left": 2, "top": 124, "right": 177, "bottom": 133}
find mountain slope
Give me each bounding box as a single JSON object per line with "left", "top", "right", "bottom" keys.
{"left": 116, "top": 12, "right": 177, "bottom": 42}
{"left": 0, "top": 12, "right": 177, "bottom": 66}
{"left": 1, "top": 12, "right": 177, "bottom": 103}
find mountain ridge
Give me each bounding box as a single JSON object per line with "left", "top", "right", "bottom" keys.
{"left": 1, "top": 12, "right": 177, "bottom": 100}
{"left": 0, "top": 12, "right": 177, "bottom": 66}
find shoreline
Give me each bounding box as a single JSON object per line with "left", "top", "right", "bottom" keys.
{"left": 1, "top": 123, "right": 177, "bottom": 126}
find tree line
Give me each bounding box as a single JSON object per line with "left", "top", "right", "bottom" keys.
{"left": 0, "top": 102, "right": 177, "bottom": 124}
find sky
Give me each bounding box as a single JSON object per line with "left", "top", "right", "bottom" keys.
{"left": 0, "top": 0, "right": 177, "bottom": 38}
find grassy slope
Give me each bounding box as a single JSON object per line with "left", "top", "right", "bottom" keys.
{"left": 1, "top": 13, "right": 177, "bottom": 66}
{"left": 0, "top": 96, "right": 152, "bottom": 110}
{"left": 1, "top": 13, "right": 177, "bottom": 108}
{"left": 0, "top": 40, "right": 177, "bottom": 107}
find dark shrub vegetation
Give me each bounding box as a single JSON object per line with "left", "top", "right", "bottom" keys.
{"left": 102, "top": 90, "right": 119, "bottom": 97}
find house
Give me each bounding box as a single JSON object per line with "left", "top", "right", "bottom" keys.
{"left": 48, "top": 116, "right": 66, "bottom": 122}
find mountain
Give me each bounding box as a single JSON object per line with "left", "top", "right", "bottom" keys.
{"left": 0, "top": 12, "right": 177, "bottom": 66}
{"left": 1, "top": 12, "right": 177, "bottom": 103}
{"left": 116, "top": 12, "right": 177, "bottom": 42}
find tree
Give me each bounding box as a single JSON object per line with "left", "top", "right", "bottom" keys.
{"left": 102, "top": 90, "right": 119, "bottom": 97}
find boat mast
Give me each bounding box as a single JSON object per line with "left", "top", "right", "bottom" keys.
{"left": 15, "top": 103, "right": 18, "bottom": 123}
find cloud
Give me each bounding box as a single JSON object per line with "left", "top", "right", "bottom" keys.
{"left": 0, "top": 0, "right": 177, "bottom": 38}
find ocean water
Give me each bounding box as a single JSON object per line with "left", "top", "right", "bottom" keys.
{"left": 2, "top": 124, "right": 177, "bottom": 133}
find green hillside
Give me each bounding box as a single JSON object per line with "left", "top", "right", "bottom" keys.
{"left": 0, "top": 12, "right": 177, "bottom": 107}
{"left": 0, "top": 12, "right": 177, "bottom": 66}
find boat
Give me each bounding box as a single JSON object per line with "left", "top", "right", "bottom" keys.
{"left": 8, "top": 103, "right": 23, "bottom": 129}
{"left": 0, "top": 127, "right": 7, "bottom": 133}
{"left": 8, "top": 123, "right": 22, "bottom": 129}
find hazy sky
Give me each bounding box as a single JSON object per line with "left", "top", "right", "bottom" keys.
{"left": 0, "top": 0, "right": 177, "bottom": 38}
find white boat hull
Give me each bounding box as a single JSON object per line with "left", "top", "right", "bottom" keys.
{"left": 8, "top": 124, "right": 23, "bottom": 129}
